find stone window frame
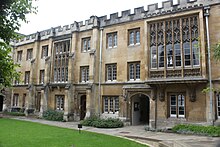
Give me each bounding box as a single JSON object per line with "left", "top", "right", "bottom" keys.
{"left": 24, "top": 71, "right": 30, "bottom": 85}
{"left": 128, "top": 61, "right": 140, "bottom": 81}
{"left": 39, "top": 69, "right": 45, "bottom": 84}
{"left": 107, "top": 32, "right": 117, "bottom": 49}
{"left": 12, "top": 93, "right": 19, "bottom": 107}
{"left": 41, "top": 45, "right": 48, "bottom": 58}
{"left": 81, "top": 37, "right": 91, "bottom": 52}
{"left": 103, "top": 96, "right": 119, "bottom": 114}
{"left": 26, "top": 48, "right": 33, "bottom": 60}
{"left": 17, "top": 50, "right": 22, "bottom": 62}
{"left": 149, "top": 15, "right": 200, "bottom": 70}
{"left": 128, "top": 28, "right": 140, "bottom": 46}
{"left": 106, "top": 63, "right": 117, "bottom": 82}
{"left": 168, "top": 93, "right": 185, "bottom": 118}
{"left": 80, "top": 66, "right": 89, "bottom": 83}
{"left": 55, "top": 95, "right": 65, "bottom": 111}
{"left": 53, "top": 40, "right": 70, "bottom": 83}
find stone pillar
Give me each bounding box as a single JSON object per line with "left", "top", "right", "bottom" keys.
{"left": 39, "top": 86, "right": 49, "bottom": 117}
{"left": 25, "top": 85, "right": 35, "bottom": 116}
{"left": 149, "top": 89, "right": 156, "bottom": 129}
{"left": 63, "top": 84, "right": 74, "bottom": 121}
{"left": 85, "top": 86, "right": 92, "bottom": 118}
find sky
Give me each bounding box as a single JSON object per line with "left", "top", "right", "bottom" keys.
{"left": 19, "top": 0, "right": 168, "bottom": 35}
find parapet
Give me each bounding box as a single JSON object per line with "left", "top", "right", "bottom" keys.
{"left": 14, "top": 0, "right": 220, "bottom": 46}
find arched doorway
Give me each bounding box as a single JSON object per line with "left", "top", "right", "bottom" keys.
{"left": 0, "top": 95, "right": 3, "bottom": 111}
{"left": 131, "top": 93, "right": 150, "bottom": 125}
{"left": 80, "top": 95, "right": 86, "bottom": 120}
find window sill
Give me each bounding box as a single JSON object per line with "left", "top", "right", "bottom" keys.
{"left": 107, "top": 46, "right": 117, "bottom": 49}
{"left": 128, "top": 43, "right": 140, "bottom": 47}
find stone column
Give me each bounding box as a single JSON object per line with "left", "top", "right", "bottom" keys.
{"left": 85, "top": 86, "right": 92, "bottom": 118}
{"left": 149, "top": 89, "right": 156, "bottom": 129}
{"left": 25, "top": 85, "right": 35, "bottom": 116}
{"left": 39, "top": 86, "right": 49, "bottom": 117}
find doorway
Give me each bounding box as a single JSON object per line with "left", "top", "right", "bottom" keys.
{"left": 80, "top": 95, "right": 86, "bottom": 120}
{"left": 0, "top": 95, "right": 3, "bottom": 111}
{"left": 131, "top": 94, "right": 150, "bottom": 125}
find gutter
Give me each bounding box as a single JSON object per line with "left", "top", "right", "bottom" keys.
{"left": 204, "top": 6, "right": 214, "bottom": 125}
{"left": 98, "top": 28, "right": 103, "bottom": 116}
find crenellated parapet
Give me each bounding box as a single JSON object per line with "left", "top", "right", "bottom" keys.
{"left": 14, "top": 0, "right": 220, "bottom": 46}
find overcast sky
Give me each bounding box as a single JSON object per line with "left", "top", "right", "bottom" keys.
{"left": 19, "top": 0, "right": 169, "bottom": 35}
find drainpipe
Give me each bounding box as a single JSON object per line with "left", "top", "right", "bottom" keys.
{"left": 204, "top": 6, "right": 213, "bottom": 125}
{"left": 98, "top": 28, "right": 103, "bottom": 117}
{"left": 155, "top": 93, "right": 157, "bottom": 129}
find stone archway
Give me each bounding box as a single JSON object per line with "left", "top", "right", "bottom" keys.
{"left": 80, "top": 95, "right": 86, "bottom": 120}
{"left": 131, "top": 93, "right": 150, "bottom": 125}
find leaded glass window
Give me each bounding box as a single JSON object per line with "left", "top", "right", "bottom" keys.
{"left": 53, "top": 40, "right": 70, "bottom": 82}
{"left": 149, "top": 15, "right": 200, "bottom": 69}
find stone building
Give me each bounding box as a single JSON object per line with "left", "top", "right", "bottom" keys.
{"left": 2, "top": 0, "right": 220, "bottom": 128}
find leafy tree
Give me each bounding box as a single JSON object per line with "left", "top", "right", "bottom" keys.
{"left": 213, "top": 42, "right": 220, "bottom": 61}
{"left": 0, "top": 0, "right": 36, "bottom": 90}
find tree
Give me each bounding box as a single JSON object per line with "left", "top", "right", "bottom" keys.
{"left": 0, "top": 0, "right": 36, "bottom": 89}
{"left": 213, "top": 42, "right": 220, "bottom": 61}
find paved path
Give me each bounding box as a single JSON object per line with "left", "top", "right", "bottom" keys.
{"left": 5, "top": 116, "right": 220, "bottom": 147}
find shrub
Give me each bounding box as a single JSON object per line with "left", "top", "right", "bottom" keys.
{"left": 172, "top": 124, "right": 220, "bottom": 137}
{"left": 3, "top": 111, "right": 25, "bottom": 116}
{"left": 42, "top": 110, "right": 64, "bottom": 121}
{"left": 81, "top": 116, "right": 124, "bottom": 128}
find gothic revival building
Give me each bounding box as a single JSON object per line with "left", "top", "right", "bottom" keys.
{"left": 2, "top": 0, "right": 220, "bottom": 128}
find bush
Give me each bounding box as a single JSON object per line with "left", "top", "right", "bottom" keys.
{"left": 172, "top": 124, "right": 220, "bottom": 137}
{"left": 81, "top": 116, "right": 124, "bottom": 128}
{"left": 42, "top": 110, "right": 64, "bottom": 121}
{"left": 3, "top": 111, "right": 25, "bottom": 116}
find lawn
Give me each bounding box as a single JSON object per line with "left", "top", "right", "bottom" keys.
{"left": 0, "top": 118, "right": 148, "bottom": 147}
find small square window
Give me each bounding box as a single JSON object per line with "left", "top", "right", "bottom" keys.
{"left": 82, "top": 37, "right": 91, "bottom": 52}
{"left": 128, "top": 28, "right": 140, "bottom": 46}
{"left": 107, "top": 32, "right": 117, "bottom": 48}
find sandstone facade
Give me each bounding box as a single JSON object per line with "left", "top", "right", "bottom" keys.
{"left": 2, "top": 0, "right": 220, "bottom": 128}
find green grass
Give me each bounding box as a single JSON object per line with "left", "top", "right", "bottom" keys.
{"left": 172, "top": 124, "right": 220, "bottom": 137}
{"left": 0, "top": 118, "right": 148, "bottom": 147}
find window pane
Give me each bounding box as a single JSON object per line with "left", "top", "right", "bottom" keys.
{"left": 171, "top": 106, "right": 176, "bottom": 115}
{"left": 174, "top": 43, "right": 181, "bottom": 67}
{"left": 129, "top": 64, "right": 134, "bottom": 80}
{"left": 178, "top": 95, "right": 185, "bottom": 117}
{"left": 192, "top": 40, "right": 200, "bottom": 66}
{"left": 151, "top": 46, "right": 157, "bottom": 68}
{"left": 171, "top": 95, "right": 176, "bottom": 105}
{"left": 166, "top": 44, "right": 173, "bottom": 67}
{"left": 115, "top": 97, "right": 119, "bottom": 112}
{"left": 129, "top": 31, "right": 134, "bottom": 45}
{"left": 170, "top": 95, "right": 177, "bottom": 116}
{"left": 65, "top": 68, "right": 68, "bottom": 82}
{"left": 114, "top": 34, "right": 117, "bottom": 47}
{"left": 104, "top": 97, "right": 108, "bottom": 112}
{"left": 110, "top": 97, "right": 113, "bottom": 112}
{"left": 107, "top": 66, "right": 112, "bottom": 81}
{"left": 136, "top": 63, "right": 140, "bottom": 79}
{"left": 158, "top": 45, "right": 164, "bottom": 68}
{"left": 108, "top": 35, "right": 112, "bottom": 48}
{"left": 113, "top": 65, "right": 117, "bottom": 80}
{"left": 184, "top": 42, "right": 191, "bottom": 66}
{"left": 136, "top": 31, "right": 140, "bottom": 44}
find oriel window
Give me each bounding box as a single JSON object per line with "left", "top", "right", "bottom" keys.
{"left": 149, "top": 15, "right": 200, "bottom": 69}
